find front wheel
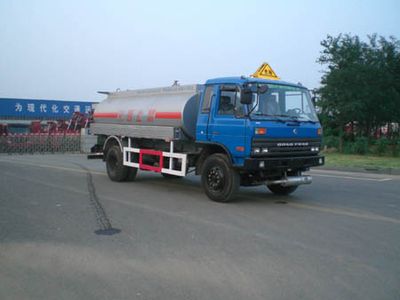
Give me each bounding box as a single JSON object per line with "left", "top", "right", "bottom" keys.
{"left": 201, "top": 153, "right": 239, "bottom": 202}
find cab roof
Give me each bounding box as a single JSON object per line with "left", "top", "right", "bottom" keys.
{"left": 205, "top": 76, "right": 306, "bottom": 89}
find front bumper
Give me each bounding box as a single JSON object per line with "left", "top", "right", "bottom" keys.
{"left": 243, "top": 155, "right": 325, "bottom": 171}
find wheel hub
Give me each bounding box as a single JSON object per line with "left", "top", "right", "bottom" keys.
{"left": 207, "top": 167, "right": 225, "bottom": 191}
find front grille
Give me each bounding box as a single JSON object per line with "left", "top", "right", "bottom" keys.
{"left": 252, "top": 138, "right": 321, "bottom": 157}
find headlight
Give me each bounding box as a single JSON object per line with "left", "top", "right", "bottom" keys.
{"left": 253, "top": 148, "right": 261, "bottom": 154}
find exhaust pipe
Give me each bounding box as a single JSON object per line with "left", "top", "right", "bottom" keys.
{"left": 266, "top": 175, "right": 312, "bottom": 187}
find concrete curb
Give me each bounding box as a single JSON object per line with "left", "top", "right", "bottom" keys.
{"left": 319, "top": 165, "right": 400, "bottom": 175}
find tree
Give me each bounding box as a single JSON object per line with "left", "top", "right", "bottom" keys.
{"left": 317, "top": 34, "right": 400, "bottom": 148}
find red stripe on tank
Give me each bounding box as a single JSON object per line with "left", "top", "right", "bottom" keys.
{"left": 155, "top": 112, "right": 182, "bottom": 119}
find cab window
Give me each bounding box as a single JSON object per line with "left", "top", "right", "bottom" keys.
{"left": 217, "top": 90, "right": 244, "bottom": 117}
{"left": 201, "top": 86, "right": 214, "bottom": 113}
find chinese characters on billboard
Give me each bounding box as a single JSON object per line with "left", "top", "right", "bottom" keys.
{"left": 0, "top": 98, "right": 95, "bottom": 119}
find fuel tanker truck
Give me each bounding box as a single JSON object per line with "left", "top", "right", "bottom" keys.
{"left": 91, "top": 64, "right": 324, "bottom": 202}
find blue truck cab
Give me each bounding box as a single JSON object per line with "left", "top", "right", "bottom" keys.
{"left": 195, "top": 76, "right": 324, "bottom": 201}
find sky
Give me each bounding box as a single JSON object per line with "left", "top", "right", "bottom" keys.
{"left": 0, "top": 0, "right": 399, "bottom": 101}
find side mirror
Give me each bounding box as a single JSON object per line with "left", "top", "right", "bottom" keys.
{"left": 311, "top": 96, "right": 316, "bottom": 106}
{"left": 240, "top": 88, "right": 252, "bottom": 105}
{"left": 258, "top": 85, "right": 268, "bottom": 94}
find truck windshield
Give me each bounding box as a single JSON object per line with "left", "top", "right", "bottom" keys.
{"left": 249, "top": 84, "right": 318, "bottom": 122}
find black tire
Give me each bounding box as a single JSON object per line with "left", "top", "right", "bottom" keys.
{"left": 126, "top": 167, "right": 138, "bottom": 181}
{"left": 161, "top": 173, "right": 181, "bottom": 179}
{"left": 201, "top": 153, "right": 240, "bottom": 202}
{"left": 106, "top": 145, "right": 129, "bottom": 182}
{"left": 267, "top": 184, "right": 298, "bottom": 195}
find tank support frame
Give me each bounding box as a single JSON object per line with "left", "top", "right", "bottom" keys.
{"left": 123, "top": 138, "right": 188, "bottom": 177}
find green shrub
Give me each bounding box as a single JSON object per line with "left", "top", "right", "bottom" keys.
{"left": 374, "top": 137, "right": 389, "bottom": 156}
{"left": 322, "top": 127, "right": 337, "bottom": 137}
{"left": 323, "top": 135, "right": 340, "bottom": 149}
{"left": 343, "top": 141, "right": 354, "bottom": 154}
{"left": 351, "top": 137, "right": 369, "bottom": 155}
{"left": 392, "top": 138, "right": 400, "bottom": 157}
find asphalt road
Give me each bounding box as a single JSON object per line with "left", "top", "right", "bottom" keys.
{"left": 0, "top": 154, "right": 399, "bottom": 300}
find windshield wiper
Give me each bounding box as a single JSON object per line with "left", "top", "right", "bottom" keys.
{"left": 274, "top": 114, "right": 317, "bottom": 124}
{"left": 250, "top": 113, "right": 317, "bottom": 124}
{"left": 274, "top": 114, "right": 300, "bottom": 122}
{"left": 250, "top": 113, "right": 286, "bottom": 123}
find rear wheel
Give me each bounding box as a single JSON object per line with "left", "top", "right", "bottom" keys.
{"left": 106, "top": 145, "right": 130, "bottom": 182}
{"left": 267, "top": 184, "right": 298, "bottom": 195}
{"left": 126, "top": 167, "right": 138, "bottom": 181}
{"left": 161, "top": 173, "right": 181, "bottom": 179}
{"left": 267, "top": 171, "right": 301, "bottom": 195}
{"left": 201, "top": 153, "right": 239, "bottom": 202}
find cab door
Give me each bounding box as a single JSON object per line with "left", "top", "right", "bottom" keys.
{"left": 196, "top": 85, "right": 217, "bottom": 142}
{"left": 208, "top": 85, "right": 247, "bottom": 160}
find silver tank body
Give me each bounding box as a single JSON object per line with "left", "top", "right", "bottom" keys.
{"left": 93, "top": 84, "right": 201, "bottom": 139}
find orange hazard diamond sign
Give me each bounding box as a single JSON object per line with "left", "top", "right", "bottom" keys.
{"left": 252, "top": 63, "right": 280, "bottom": 80}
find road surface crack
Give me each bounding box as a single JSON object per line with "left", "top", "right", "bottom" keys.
{"left": 75, "top": 163, "right": 121, "bottom": 235}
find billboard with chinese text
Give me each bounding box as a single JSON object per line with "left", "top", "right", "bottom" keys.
{"left": 0, "top": 98, "right": 96, "bottom": 119}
